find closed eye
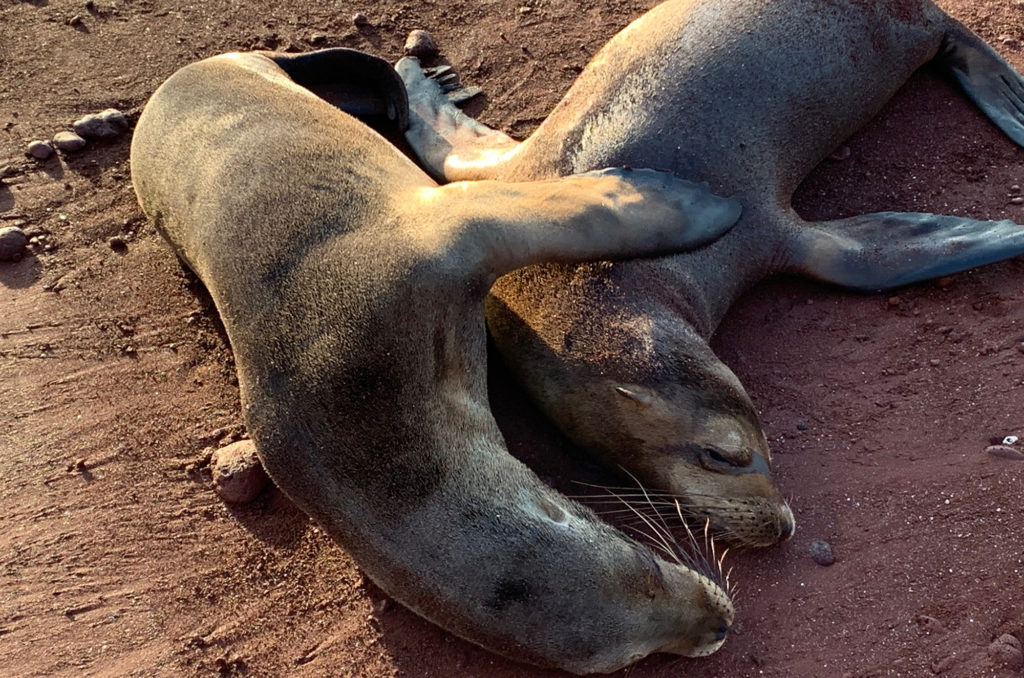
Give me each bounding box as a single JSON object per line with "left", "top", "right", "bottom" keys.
{"left": 705, "top": 448, "right": 729, "bottom": 464}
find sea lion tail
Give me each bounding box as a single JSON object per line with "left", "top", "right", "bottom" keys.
{"left": 936, "top": 20, "right": 1024, "bottom": 146}
{"left": 781, "top": 211, "right": 1024, "bottom": 292}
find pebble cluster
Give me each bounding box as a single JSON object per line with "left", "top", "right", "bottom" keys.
{"left": 24, "top": 107, "right": 129, "bottom": 162}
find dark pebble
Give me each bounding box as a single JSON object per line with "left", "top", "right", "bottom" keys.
{"left": 988, "top": 635, "right": 1024, "bottom": 670}
{"left": 986, "top": 445, "right": 1024, "bottom": 460}
{"left": 809, "top": 539, "right": 835, "bottom": 566}
{"left": 73, "top": 108, "right": 129, "bottom": 140}
{"left": 0, "top": 226, "right": 29, "bottom": 261}
{"left": 353, "top": 12, "right": 369, "bottom": 26}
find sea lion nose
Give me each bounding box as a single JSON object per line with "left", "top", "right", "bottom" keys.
{"left": 715, "top": 622, "right": 729, "bottom": 641}
{"left": 778, "top": 520, "right": 795, "bottom": 540}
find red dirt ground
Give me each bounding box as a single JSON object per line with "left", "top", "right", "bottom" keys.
{"left": 1, "top": 1, "right": 1022, "bottom": 676}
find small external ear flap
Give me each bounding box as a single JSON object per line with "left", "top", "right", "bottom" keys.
{"left": 614, "top": 385, "right": 655, "bottom": 406}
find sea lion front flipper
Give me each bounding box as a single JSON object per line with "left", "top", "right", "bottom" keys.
{"left": 785, "top": 211, "right": 1024, "bottom": 291}
{"left": 396, "top": 56, "right": 518, "bottom": 182}
{"left": 937, "top": 21, "right": 1024, "bottom": 146}
{"left": 268, "top": 48, "right": 409, "bottom": 130}
{"left": 419, "top": 168, "right": 741, "bottom": 281}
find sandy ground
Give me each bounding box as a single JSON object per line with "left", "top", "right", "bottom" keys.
{"left": 1, "top": 1, "right": 1023, "bottom": 676}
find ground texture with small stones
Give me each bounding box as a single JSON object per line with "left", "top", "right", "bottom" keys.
{"left": 1, "top": 1, "right": 1023, "bottom": 677}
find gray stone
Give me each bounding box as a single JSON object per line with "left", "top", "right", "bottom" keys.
{"left": 986, "top": 444, "right": 1024, "bottom": 460}
{"left": 53, "top": 131, "right": 87, "bottom": 153}
{"left": 0, "top": 226, "right": 29, "bottom": 262}
{"left": 808, "top": 539, "right": 835, "bottom": 566}
{"left": 404, "top": 29, "right": 439, "bottom": 59}
{"left": 73, "top": 108, "right": 129, "bottom": 140}
{"left": 353, "top": 13, "right": 369, "bottom": 27}
{"left": 988, "top": 635, "right": 1024, "bottom": 670}
{"left": 210, "top": 440, "right": 269, "bottom": 503}
{"left": 27, "top": 140, "right": 54, "bottom": 160}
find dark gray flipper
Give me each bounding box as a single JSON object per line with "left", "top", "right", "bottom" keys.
{"left": 785, "top": 212, "right": 1024, "bottom": 291}
{"left": 937, "top": 21, "right": 1024, "bottom": 146}
{"left": 269, "top": 49, "right": 409, "bottom": 131}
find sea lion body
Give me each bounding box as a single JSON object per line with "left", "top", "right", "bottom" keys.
{"left": 399, "top": 0, "right": 1024, "bottom": 547}
{"left": 130, "top": 49, "right": 743, "bottom": 672}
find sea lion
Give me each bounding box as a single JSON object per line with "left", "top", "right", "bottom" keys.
{"left": 130, "top": 48, "right": 743, "bottom": 673}
{"left": 396, "top": 0, "right": 1024, "bottom": 548}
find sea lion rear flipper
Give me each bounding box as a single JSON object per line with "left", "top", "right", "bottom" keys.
{"left": 268, "top": 48, "right": 409, "bottom": 131}
{"left": 395, "top": 56, "right": 518, "bottom": 182}
{"left": 784, "top": 212, "right": 1024, "bottom": 291}
{"left": 937, "top": 21, "right": 1024, "bottom": 146}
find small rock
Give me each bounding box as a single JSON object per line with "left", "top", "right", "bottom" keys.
{"left": 404, "top": 29, "right": 439, "bottom": 59}
{"left": 887, "top": 295, "right": 902, "bottom": 307}
{"left": 936, "top": 276, "right": 955, "bottom": 288}
{"left": 1000, "top": 35, "right": 1023, "bottom": 50}
{"left": 1012, "top": 184, "right": 1022, "bottom": 194}
{"left": 929, "top": 358, "right": 940, "bottom": 367}
{"left": 808, "top": 539, "right": 835, "bottom": 566}
{"left": 915, "top": 615, "right": 946, "bottom": 635}
{"left": 988, "top": 634, "right": 1024, "bottom": 670}
{"left": 72, "top": 108, "right": 129, "bottom": 140}
{"left": 67, "top": 14, "right": 84, "bottom": 27}
{"left": 27, "top": 140, "right": 54, "bottom": 160}
{"left": 986, "top": 445, "right": 1024, "bottom": 460}
{"left": 210, "top": 440, "right": 269, "bottom": 503}
{"left": 352, "top": 12, "right": 369, "bottom": 26}
{"left": 308, "top": 32, "right": 327, "bottom": 45}
{"left": 108, "top": 235, "right": 127, "bottom": 252}
{"left": 796, "top": 421, "right": 808, "bottom": 431}
{"left": 53, "top": 131, "right": 87, "bottom": 153}
{"left": 0, "top": 226, "right": 29, "bottom": 261}
{"left": 1011, "top": 196, "right": 1024, "bottom": 205}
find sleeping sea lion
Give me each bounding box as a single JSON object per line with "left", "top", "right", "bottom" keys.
{"left": 130, "top": 47, "right": 743, "bottom": 673}
{"left": 396, "top": 0, "right": 1024, "bottom": 547}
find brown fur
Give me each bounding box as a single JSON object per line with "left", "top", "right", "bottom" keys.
{"left": 130, "top": 49, "right": 742, "bottom": 672}
{"left": 399, "top": 0, "right": 1024, "bottom": 547}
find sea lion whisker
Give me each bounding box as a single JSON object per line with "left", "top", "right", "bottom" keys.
{"left": 608, "top": 489, "right": 685, "bottom": 568}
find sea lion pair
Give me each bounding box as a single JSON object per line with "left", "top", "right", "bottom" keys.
{"left": 398, "top": 0, "right": 1024, "bottom": 548}
{"left": 130, "top": 48, "right": 739, "bottom": 673}
{"left": 133, "top": 0, "right": 1024, "bottom": 671}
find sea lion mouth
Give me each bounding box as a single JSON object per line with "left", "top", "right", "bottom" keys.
{"left": 582, "top": 483, "right": 796, "bottom": 549}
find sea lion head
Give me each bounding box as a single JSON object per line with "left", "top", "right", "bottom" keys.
{"left": 488, "top": 287, "right": 794, "bottom": 548}
{"left": 600, "top": 333, "right": 797, "bottom": 548}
